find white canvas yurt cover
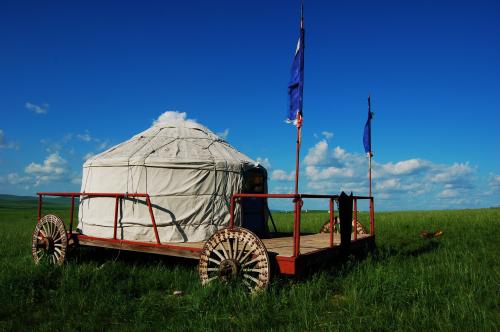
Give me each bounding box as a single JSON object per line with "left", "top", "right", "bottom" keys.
{"left": 78, "top": 116, "right": 266, "bottom": 243}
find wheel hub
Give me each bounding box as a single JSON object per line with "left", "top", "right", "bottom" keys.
{"left": 218, "top": 259, "right": 240, "bottom": 281}
{"left": 37, "top": 237, "right": 54, "bottom": 253}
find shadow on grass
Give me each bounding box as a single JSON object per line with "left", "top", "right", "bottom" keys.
{"left": 67, "top": 245, "right": 198, "bottom": 268}
{"left": 373, "top": 238, "right": 441, "bottom": 260}
{"left": 273, "top": 237, "right": 442, "bottom": 288}
{"left": 64, "top": 236, "right": 441, "bottom": 293}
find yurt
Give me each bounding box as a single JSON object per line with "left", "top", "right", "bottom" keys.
{"left": 78, "top": 115, "right": 267, "bottom": 243}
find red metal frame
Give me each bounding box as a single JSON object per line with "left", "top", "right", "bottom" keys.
{"left": 36, "top": 190, "right": 375, "bottom": 276}
{"left": 36, "top": 192, "right": 201, "bottom": 254}
{"left": 229, "top": 192, "right": 375, "bottom": 274}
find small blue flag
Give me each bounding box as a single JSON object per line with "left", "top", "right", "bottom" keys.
{"left": 287, "top": 10, "right": 305, "bottom": 127}
{"left": 363, "top": 95, "right": 373, "bottom": 155}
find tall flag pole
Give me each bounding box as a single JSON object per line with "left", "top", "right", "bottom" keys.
{"left": 363, "top": 94, "right": 374, "bottom": 197}
{"left": 287, "top": 2, "right": 305, "bottom": 195}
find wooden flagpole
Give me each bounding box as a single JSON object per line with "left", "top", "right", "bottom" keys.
{"left": 369, "top": 153, "right": 372, "bottom": 197}
{"left": 294, "top": 116, "right": 302, "bottom": 195}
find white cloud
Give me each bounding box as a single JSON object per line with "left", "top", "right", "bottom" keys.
{"left": 97, "top": 141, "right": 109, "bottom": 150}
{"left": 272, "top": 185, "right": 294, "bottom": 194}
{"left": 268, "top": 135, "right": 493, "bottom": 210}
{"left": 25, "top": 153, "right": 68, "bottom": 186}
{"left": 71, "top": 176, "right": 82, "bottom": 185}
{"left": 77, "top": 132, "right": 93, "bottom": 142}
{"left": 490, "top": 173, "right": 500, "bottom": 190}
{"left": 382, "top": 159, "right": 429, "bottom": 176}
{"left": 256, "top": 157, "right": 271, "bottom": 169}
{"left": 153, "top": 111, "right": 197, "bottom": 126}
{"left": 83, "top": 152, "right": 94, "bottom": 161}
{"left": 304, "top": 140, "right": 329, "bottom": 166}
{"left": 271, "top": 169, "right": 295, "bottom": 181}
{"left": 438, "top": 188, "right": 460, "bottom": 198}
{"left": 305, "top": 165, "right": 354, "bottom": 181}
{"left": 333, "top": 146, "right": 348, "bottom": 160}
{"left": 25, "top": 102, "right": 48, "bottom": 114}
{"left": 26, "top": 153, "right": 67, "bottom": 175}
{"left": 0, "top": 173, "right": 31, "bottom": 186}
{"left": 429, "top": 162, "right": 473, "bottom": 184}
{"left": 321, "top": 131, "right": 333, "bottom": 139}
{"left": 217, "top": 128, "right": 230, "bottom": 140}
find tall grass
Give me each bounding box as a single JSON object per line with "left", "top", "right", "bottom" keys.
{"left": 0, "top": 197, "right": 498, "bottom": 331}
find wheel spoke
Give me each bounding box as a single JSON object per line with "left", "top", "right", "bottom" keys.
{"left": 42, "top": 223, "right": 49, "bottom": 237}
{"left": 242, "top": 256, "right": 264, "bottom": 268}
{"left": 52, "top": 233, "right": 63, "bottom": 243}
{"left": 236, "top": 241, "right": 247, "bottom": 261}
{"left": 243, "top": 267, "right": 266, "bottom": 273}
{"left": 233, "top": 238, "right": 239, "bottom": 260}
{"left": 206, "top": 267, "right": 219, "bottom": 272}
{"left": 239, "top": 248, "right": 254, "bottom": 264}
{"left": 243, "top": 273, "right": 261, "bottom": 285}
{"left": 217, "top": 242, "right": 229, "bottom": 259}
{"left": 211, "top": 248, "right": 225, "bottom": 261}
{"left": 242, "top": 279, "right": 254, "bottom": 291}
{"left": 208, "top": 257, "right": 222, "bottom": 265}
{"left": 205, "top": 276, "right": 219, "bottom": 284}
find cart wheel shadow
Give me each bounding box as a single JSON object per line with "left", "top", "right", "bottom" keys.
{"left": 67, "top": 245, "right": 198, "bottom": 268}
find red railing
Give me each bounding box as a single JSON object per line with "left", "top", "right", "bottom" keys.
{"left": 229, "top": 193, "right": 375, "bottom": 258}
{"left": 37, "top": 192, "right": 161, "bottom": 244}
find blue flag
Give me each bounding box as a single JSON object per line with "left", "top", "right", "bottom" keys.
{"left": 363, "top": 96, "right": 373, "bottom": 155}
{"left": 287, "top": 12, "right": 304, "bottom": 127}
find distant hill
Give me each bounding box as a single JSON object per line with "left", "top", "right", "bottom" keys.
{"left": 0, "top": 194, "right": 73, "bottom": 209}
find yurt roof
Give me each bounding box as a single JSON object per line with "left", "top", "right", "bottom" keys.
{"left": 84, "top": 119, "right": 260, "bottom": 171}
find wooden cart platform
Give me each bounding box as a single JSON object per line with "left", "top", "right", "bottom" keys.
{"left": 75, "top": 232, "right": 375, "bottom": 275}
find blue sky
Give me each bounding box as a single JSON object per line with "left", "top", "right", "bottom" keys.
{"left": 0, "top": 0, "right": 499, "bottom": 210}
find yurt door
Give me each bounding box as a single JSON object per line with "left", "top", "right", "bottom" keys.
{"left": 241, "top": 170, "right": 268, "bottom": 236}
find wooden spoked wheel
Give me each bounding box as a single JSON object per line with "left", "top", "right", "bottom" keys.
{"left": 32, "top": 214, "right": 68, "bottom": 265}
{"left": 199, "top": 227, "right": 270, "bottom": 292}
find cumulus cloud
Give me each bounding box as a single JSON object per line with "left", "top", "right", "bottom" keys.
{"left": 321, "top": 131, "right": 333, "bottom": 139}
{"left": 381, "top": 159, "right": 429, "bottom": 176}
{"left": 25, "top": 153, "right": 68, "bottom": 186}
{"left": 0, "top": 173, "right": 31, "bottom": 186}
{"left": 153, "top": 111, "right": 197, "bottom": 126}
{"left": 25, "top": 102, "right": 48, "bottom": 114}
{"left": 429, "top": 162, "right": 473, "bottom": 184}
{"left": 256, "top": 157, "right": 271, "bottom": 169}
{"left": 271, "top": 169, "right": 296, "bottom": 181}
{"left": 305, "top": 165, "right": 354, "bottom": 181}
{"left": 304, "top": 140, "right": 329, "bottom": 166}
{"left": 266, "top": 134, "right": 490, "bottom": 209}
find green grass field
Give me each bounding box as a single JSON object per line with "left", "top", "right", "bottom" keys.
{"left": 0, "top": 195, "right": 498, "bottom": 331}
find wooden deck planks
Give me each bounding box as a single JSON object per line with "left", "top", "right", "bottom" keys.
{"left": 77, "top": 232, "right": 371, "bottom": 259}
